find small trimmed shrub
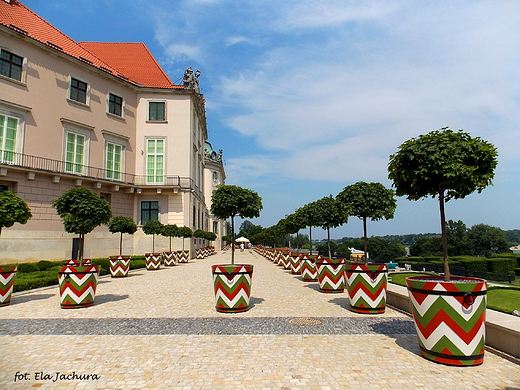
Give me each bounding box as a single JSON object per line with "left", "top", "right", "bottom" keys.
{"left": 16, "top": 263, "right": 39, "bottom": 273}
{"left": 36, "top": 260, "right": 56, "bottom": 271}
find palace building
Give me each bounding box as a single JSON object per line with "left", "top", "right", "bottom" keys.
{"left": 0, "top": 0, "right": 226, "bottom": 262}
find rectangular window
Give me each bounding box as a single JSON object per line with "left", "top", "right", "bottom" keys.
{"left": 148, "top": 102, "right": 165, "bottom": 121}
{"left": 141, "top": 201, "right": 159, "bottom": 225}
{"left": 0, "top": 50, "right": 23, "bottom": 81}
{"left": 70, "top": 78, "right": 88, "bottom": 104}
{"left": 146, "top": 139, "right": 164, "bottom": 183}
{"left": 0, "top": 114, "right": 18, "bottom": 163}
{"left": 65, "top": 132, "right": 85, "bottom": 174}
{"left": 106, "top": 142, "right": 122, "bottom": 180}
{"left": 108, "top": 93, "right": 123, "bottom": 116}
{"left": 213, "top": 221, "right": 218, "bottom": 234}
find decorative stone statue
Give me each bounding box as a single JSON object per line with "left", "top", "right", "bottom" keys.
{"left": 183, "top": 67, "right": 201, "bottom": 93}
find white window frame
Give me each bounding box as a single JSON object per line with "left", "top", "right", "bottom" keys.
{"left": 107, "top": 91, "right": 125, "bottom": 118}
{"left": 102, "top": 130, "right": 128, "bottom": 180}
{"left": 147, "top": 100, "right": 167, "bottom": 122}
{"left": 68, "top": 75, "right": 91, "bottom": 106}
{"left": 61, "top": 119, "right": 92, "bottom": 175}
{"left": 0, "top": 102, "right": 27, "bottom": 164}
{"left": 145, "top": 138, "right": 165, "bottom": 184}
{"left": 0, "top": 47, "right": 28, "bottom": 85}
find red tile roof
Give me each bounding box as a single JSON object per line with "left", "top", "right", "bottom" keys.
{"left": 80, "top": 42, "right": 179, "bottom": 89}
{"left": 0, "top": 0, "right": 182, "bottom": 89}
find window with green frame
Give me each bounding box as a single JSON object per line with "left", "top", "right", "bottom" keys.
{"left": 65, "top": 132, "right": 85, "bottom": 174}
{"left": 146, "top": 139, "right": 164, "bottom": 183}
{"left": 106, "top": 142, "right": 122, "bottom": 180}
{"left": 141, "top": 201, "right": 159, "bottom": 225}
{"left": 148, "top": 102, "right": 165, "bottom": 121}
{"left": 0, "top": 114, "right": 17, "bottom": 163}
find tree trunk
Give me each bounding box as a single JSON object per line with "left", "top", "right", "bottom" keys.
{"left": 327, "top": 227, "right": 332, "bottom": 259}
{"left": 79, "top": 233, "right": 85, "bottom": 265}
{"left": 439, "top": 191, "right": 451, "bottom": 281}
{"left": 119, "top": 232, "right": 123, "bottom": 256}
{"left": 309, "top": 227, "right": 313, "bottom": 256}
{"left": 363, "top": 216, "right": 368, "bottom": 265}
{"left": 231, "top": 215, "right": 235, "bottom": 264}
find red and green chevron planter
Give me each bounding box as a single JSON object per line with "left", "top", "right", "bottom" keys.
{"left": 316, "top": 258, "right": 346, "bottom": 293}
{"left": 345, "top": 263, "right": 388, "bottom": 314}
{"left": 163, "top": 251, "right": 177, "bottom": 266}
{"left": 0, "top": 266, "right": 17, "bottom": 307}
{"left": 177, "top": 250, "right": 190, "bottom": 263}
{"left": 406, "top": 275, "right": 487, "bottom": 366}
{"left": 300, "top": 255, "right": 320, "bottom": 281}
{"left": 212, "top": 264, "right": 254, "bottom": 313}
{"left": 289, "top": 252, "right": 301, "bottom": 275}
{"left": 145, "top": 253, "right": 162, "bottom": 270}
{"left": 58, "top": 264, "right": 100, "bottom": 309}
{"left": 109, "top": 255, "right": 131, "bottom": 277}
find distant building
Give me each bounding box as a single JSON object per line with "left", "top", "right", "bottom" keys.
{"left": 510, "top": 245, "right": 520, "bottom": 254}
{"left": 0, "top": 0, "right": 226, "bottom": 262}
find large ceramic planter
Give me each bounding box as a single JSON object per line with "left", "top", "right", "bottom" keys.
{"left": 289, "top": 252, "right": 301, "bottom": 275}
{"left": 316, "top": 258, "right": 346, "bottom": 293}
{"left": 58, "top": 264, "right": 100, "bottom": 309}
{"left": 345, "top": 263, "right": 388, "bottom": 314}
{"left": 300, "top": 255, "right": 321, "bottom": 281}
{"left": 163, "top": 251, "right": 177, "bottom": 266}
{"left": 196, "top": 248, "right": 205, "bottom": 259}
{"left": 0, "top": 266, "right": 17, "bottom": 307}
{"left": 109, "top": 255, "right": 131, "bottom": 277}
{"left": 212, "top": 264, "right": 254, "bottom": 313}
{"left": 406, "top": 275, "right": 487, "bottom": 366}
{"left": 177, "top": 250, "right": 189, "bottom": 263}
{"left": 145, "top": 253, "right": 162, "bottom": 270}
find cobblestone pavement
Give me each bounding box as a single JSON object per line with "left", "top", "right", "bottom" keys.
{"left": 1, "top": 250, "right": 519, "bottom": 389}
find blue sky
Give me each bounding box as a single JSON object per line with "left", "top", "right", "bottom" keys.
{"left": 23, "top": 0, "right": 520, "bottom": 239}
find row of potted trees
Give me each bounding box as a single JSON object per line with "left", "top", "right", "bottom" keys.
{"left": 0, "top": 187, "right": 217, "bottom": 309}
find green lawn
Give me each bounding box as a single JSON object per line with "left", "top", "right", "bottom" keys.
{"left": 389, "top": 272, "right": 520, "bottom": 314}
{"left": 487, "top": 288, "right": 520, "bottom": 314}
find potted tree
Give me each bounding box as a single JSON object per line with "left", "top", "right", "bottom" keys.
{"left": 210, "top": 185, "right": 262, "bottom": 312}
{"left": 107, "top": 216, "right": 137, "bottom": 277}
{"left": 52, "top": 187, "right": 111, "bottom": 308}
{"left": 176, "top": 226, "right": 192, "bottom": 263}
{"left": 294, "top": 205, "right": 320, "bottom": 281}
{"left": 193, "top": 229, "right": 206, "bottom": 258}
{"left": 337, "top": 181, "right": 396, "bottom": 314}
{"left": 0, "top": 191, "right": 32, "bottom": 306}
{"left": 312, "top": 196, "right": 350, "bottom": 293}
{"left": 142, "top": 219, "right": 164, "bottom": 270}
{"left": 161, "top": 224, "right": 179, "bottom": 266}
{"left": 204, "top": 231, "right": 217, "bottom": 256}
{"left": 388, "top": 127, "right": 498, "bottom": 366}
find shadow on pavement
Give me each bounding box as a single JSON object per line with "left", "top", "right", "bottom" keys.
{"left": 95, "top": 294, "right": 129, "bottom": 305}
{"left": 11, "top": 294, "right": 55, "bottom": 305}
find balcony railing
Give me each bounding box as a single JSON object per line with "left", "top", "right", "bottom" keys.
{"left": 0, "top": 150, "right": 204, "bottom": 200}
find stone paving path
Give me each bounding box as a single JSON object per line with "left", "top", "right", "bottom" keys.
{"left": 0, "top": 249, "right": 519, "bottom": 389}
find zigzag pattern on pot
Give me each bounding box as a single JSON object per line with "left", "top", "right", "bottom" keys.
{"left": 300, "top": 260, "right": 317, "bottom": 281}
{"left": 345, "top": 266, "right": 387, "bottom": 312}
{"left": 0, "top": 269, "right": 16, "bottom": 305}
{"left": 407, "top": 278, "right": 486, "bottom": 365}
{"left": 109, "top": 259, "right": 130, "bottom": 277}
{"left": 317, "top": 262, "right": 345, "bottom": 292}
{"left": 58, "top": 271, "right": 98, "bottom": 307}
{"left": 213, "top": 266, "right": 252, "bottom": 310}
